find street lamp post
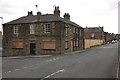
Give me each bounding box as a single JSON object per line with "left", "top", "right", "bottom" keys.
{"left": 0, "top": 17, "right": 3, "bottom": 32}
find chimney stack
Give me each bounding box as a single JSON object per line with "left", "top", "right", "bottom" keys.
{"left": 28, "top": 11, "right": 33, "bottom": 16}
{"left": 54, "top": 6, "right": 60, "bottom": 17}
{"left": 37, "top": 12, "right": 41, "bottom": 21}
{"left": 63, "top": 13, "right": 70, "bottom": 20}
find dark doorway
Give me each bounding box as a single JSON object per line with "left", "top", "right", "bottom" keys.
{"left": 30, "top": 43, "right": 36, "bottom": 55}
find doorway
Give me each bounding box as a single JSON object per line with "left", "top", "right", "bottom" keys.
{"left": 30, "top": 43, "right": 36, "bottom": 55}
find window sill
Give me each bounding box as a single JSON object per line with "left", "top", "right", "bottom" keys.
{"left": 65, "top": 48, "right": 69, "bottom": 50}
{"left": 42, "top": 49, "right": 56, "bottom": 51}
{"left": 12, "top": 48, "right": 23, "bottom": 50}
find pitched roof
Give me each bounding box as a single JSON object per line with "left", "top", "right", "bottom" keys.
{"left": 84, "top": 27, "right": 103, "bottom": 32}
{"left": 4, "top": 14, "right": 82, "bottom": 28}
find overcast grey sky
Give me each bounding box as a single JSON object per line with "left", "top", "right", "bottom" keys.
{"left": 0, "top": 0, "right": 119, "bottom": 34}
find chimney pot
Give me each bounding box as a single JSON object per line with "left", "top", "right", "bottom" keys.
{"left": 28, "top": 11, "right": 33, "bottom": 16}
{"left": 54, "top": 6, "right": 60, "bottom": 17}
{"left": 37, "top": 12, "right": 41, "bottom": 21}
{"left": 63, "top": 13, "right": 70, "bottom": 20}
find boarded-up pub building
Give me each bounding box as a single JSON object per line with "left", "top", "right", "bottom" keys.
{"left": 3, "top": 6, "right": 84, "bottom": 56}
{"left": 84, "top": 27, "right": 105, "bottom": 48}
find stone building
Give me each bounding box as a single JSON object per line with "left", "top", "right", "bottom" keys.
{"left": 3, "top": 7, "right": 84, "bottom": 56}
{"left": 84, "top": 27, "right": 105, "bottom": 48}
{"left": 104, "top": 32, "right": 115, "bottom": 43}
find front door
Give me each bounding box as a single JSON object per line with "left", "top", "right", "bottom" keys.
{"left": 30, "top": 43, "right": 36, "bottom": 55}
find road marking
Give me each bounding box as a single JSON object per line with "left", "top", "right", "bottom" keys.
{"left": 29, "top": 65, "right": 34, "bottom": 67}
{"left": 6, "top": 71, "right": 12, "bottom": 73}
{"left": 41, "top": 69, "right": 65, "bottom": 80}
{"left": 99, "top": 47, "right": 118, "bottom": 49}
{"left": 14, "top": 69, "right": 20, "bottom": 71}
{"left": 23, "top": 67, "right": 28, "bottom": 69}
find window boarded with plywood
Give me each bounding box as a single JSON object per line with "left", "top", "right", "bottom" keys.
{"left": 43, "top": 41, "right": 56, "bottom": 49}
{"left": 13, "top": 41, "right": 23, "bottom": 48}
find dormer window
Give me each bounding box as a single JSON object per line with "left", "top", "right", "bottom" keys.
{"left": 44, "top": 24, "right": 51, "bottom": 33}
{"left": 13, "top": 26, "right": 19, "bottom": 35}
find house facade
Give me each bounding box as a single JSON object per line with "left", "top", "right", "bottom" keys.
{"left": 84, "top": 27, "right": 105, "bottom": 48}
{"left": 3, "top": 7, "right": 84, "bottom": 56}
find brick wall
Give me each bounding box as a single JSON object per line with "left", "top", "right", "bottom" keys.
{"left": 84, "top": 32, "right": 103, "bottom": 40}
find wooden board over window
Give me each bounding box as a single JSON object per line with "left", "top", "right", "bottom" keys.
{"left": 13, "top": 41, "right": 23, "bottom": 48}
{"left": 43, "top": 41, "right": 56, "bottom": 49}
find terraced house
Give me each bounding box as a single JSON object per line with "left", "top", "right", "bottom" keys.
{"left": 3, "top": 7, "right": 84, "bottom": 56}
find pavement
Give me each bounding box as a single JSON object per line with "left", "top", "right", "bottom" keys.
{"left": 2, "top": 43, "right": 118, "bottom": 79}
{"left": 2, "top": 49, "right": 86, "bottom": 59}
{"left": 3, "top": 55, "right": 52, "bottom": 59}
{"left": 118, "top": 42, "right": 120, "bottom": 79}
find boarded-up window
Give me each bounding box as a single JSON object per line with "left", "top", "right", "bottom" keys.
{"left": 44, "top": 41, "right": 55, "bottom": 49}
{"left": 13, "top": 41, "right": 23, "bottom": 48}
{"left": 65, "top": 41, "right": 68, "bottom": 49}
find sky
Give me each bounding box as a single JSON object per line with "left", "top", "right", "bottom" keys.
{"left": 0, "top": 0, "right": 119, "bottom": 34}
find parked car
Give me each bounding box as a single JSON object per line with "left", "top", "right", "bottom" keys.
{"left": 111, "top": 40, "right": 116, "bottom": 44}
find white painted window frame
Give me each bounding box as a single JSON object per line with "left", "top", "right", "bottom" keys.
{"left": 13, "top": 26, "right": 19, "bottom": 35}
{"left": 30, "top": 24, "right": 35, "bottom": 34}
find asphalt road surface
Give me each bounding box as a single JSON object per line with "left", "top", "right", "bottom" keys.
{"left": 2, "top": 43, "right": 118, "bottom": 79}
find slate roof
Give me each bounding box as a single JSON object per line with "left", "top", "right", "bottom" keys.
{"left": 4, "top": 14, "right": 82, "bottom": 28}
{"left": 84, "top": 27, "right": 103, "bottom": 32}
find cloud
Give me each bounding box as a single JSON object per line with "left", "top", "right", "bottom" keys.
{"left": 0, "top": 0, "right": 118, "bottom": 33}
{"left": 0, "top": 0, "right": 17, "bottom": 15}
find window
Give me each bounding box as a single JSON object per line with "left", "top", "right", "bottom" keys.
{"left": 65, "top": 27, "right": 68, "bottom": 36}
{"left": 76, "top": 28, "right": 78, "bottom": 33}
{"left": 73, "top": 27, "right": 75, "bottom": 33}
{"left": 91, "top": 33, "right": 95, "bottom": 39}
{"left": 44, "top": 24, "right": 51, "bottom": 33}
{"left": 80, "top": 30, "right": 81, "bottom": 36}
{"left": 76, "top": 40, "right": 79, "bottom": 47}
{"left": 73, "top": 40, "right": 76, "bottom": 47}
{"left": 43, "top": 41, "right": 55, "bottom": 49}
{"left": 13, "top": 41, "right": 23, "bottom": 48}
{"left": 65, "top": 41, "right": 68, "bottom": 49}
{"left": 30, "top": 24, "right": 35, "bottom": 34}
{"left": 14, "top": 26, "right": 19, "bottom": 35}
